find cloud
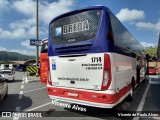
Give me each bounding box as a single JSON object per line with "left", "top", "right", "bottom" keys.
{"left": 12, "top": 0, "right": 36, "bottom": 17}
{"left": 0, "top": 0, "right": 10, "bottom": 15}
{"left": 12, "top": 0, "right": 74, "bottom": 24}
{"left": 39, "top": 0, "right": 74, "bottom": 24}
{"left": 116, "top": 8, "right": 145, "bottom": 22}
{"left": 0, "top": 18, "right": 34, "bottom": 39}
{"left": 0, "top": 18, "right": 45, "bottom": 39}
{"left": 9, "top": 18, "right": 35, "bottom": 30}
{"left": 140, "top": 42, "right": 157, "bottom": 48}
{"left": 136, "top": 19, "right": 160, "bottom": 31}
{"left": 0, "top": 0, "right": 73, "bottom": 40}
{"left": 0, "top": 28, "right": 26, "bottom": 39}
{"left": 21, "top": 40, "right": 35, "bottom": 49}
{"left": 0, "top": 46, "right": 7, "bottom": 51}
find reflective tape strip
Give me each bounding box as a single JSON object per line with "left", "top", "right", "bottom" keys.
{"left": 27, "top": 66, "right": 38, "bottom": 73}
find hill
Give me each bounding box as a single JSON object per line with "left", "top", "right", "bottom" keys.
{"left": 0, "top": 51, "right": 36, "bottom": 64}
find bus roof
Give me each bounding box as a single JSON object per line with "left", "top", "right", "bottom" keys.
{"left": 49, "top": 5, "right": 108, "bottom": 25}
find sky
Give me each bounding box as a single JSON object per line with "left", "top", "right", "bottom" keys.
{"left": 0, "top": 0, "right": 160, "bottom": 56}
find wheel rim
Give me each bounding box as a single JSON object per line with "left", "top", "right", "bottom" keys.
{"left": 130, "top": 85, "right": 133, "bottom": 97}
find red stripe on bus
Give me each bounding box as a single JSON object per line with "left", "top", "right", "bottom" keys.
{"left": 48, "top": 84, "right": 131, "bottom": 104}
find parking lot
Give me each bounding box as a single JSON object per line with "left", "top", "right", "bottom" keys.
{"left": 0, "top": 72, "right": 160, "bottom": 120}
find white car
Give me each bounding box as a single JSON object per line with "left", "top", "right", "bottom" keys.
{"left": 0, "top": 75, "right": 8, "bottom": 101}
{"left": 0, "top": 70, "right": 15, "bottom": 82}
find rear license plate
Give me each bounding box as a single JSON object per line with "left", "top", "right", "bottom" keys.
{"left": 68, "top": 92, "right": 78, "bottom": 97}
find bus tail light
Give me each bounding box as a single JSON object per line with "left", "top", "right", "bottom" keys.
{"left": 103, "top": 71, "right": 109, "bottom": 86}
{"left": 101, "top": 54, "right": 111, "bottom": 91}
{"left": 47, "top": 58, "right": 52, "bottom": 85}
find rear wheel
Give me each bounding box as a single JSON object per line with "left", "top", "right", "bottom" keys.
{"left": 5, "top": 87, "right": 8, "bottom": 98}
{"left": 127, "top": 80, "right": 135, "bottom": 102}
{"left": 142, "top": 78, "right": 146, "bottom": 83}
{"left": 142, "top": 71, "right": 147, "bottom": 83}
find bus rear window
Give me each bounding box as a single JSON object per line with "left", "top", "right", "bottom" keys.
{"left": 51, "top": 10, "right": 102, "bottom": 44}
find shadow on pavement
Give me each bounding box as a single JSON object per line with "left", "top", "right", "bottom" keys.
{"left": 0, "top": 94, "right": 32, "bottom": 113}
{"left": 7, "top": 79, "right": 23, "bottom": 83}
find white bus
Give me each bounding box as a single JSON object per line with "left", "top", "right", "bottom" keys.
{"left": 47, "top": 6, "right": 146, "bottom": 108}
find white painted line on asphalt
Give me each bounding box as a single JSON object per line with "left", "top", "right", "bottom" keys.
{"left": 23, "top": 87, "right": 46, "bottom": 93}
{"left": 21, "top": 85, "right": 24, "bottom": 89}
{"left": 25, "top": 102, "right": 52, "bottom": 111}
{"left": 13, "top": 116, "right": 19, "bottom": 120}
{"left": 13, "top": 107, "right": 21, "bottom": 120}
{"left": 133, "top": 84, "right": 150, "bottom": 120}
{"left": 25, "top": 79, "right": 39, "bottom": 82}
{"left": 25, "top": 76, "right": 28, "bottom": 83}
{"left": 137, "top": 84, "right": 150, "bottom": 110}
{"left": 18, "top": 91, "right": 23, "bottom": 99}
{"left": 15, "top": 107, "right": 21, "bottom": 112}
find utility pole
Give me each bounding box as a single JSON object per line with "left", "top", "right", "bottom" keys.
{"left": 157, "top": 32, "right": 160, "bottom": 78}
{"left": 36, "top": 0, "right": 39, "bottom": 76}
{"left": 157, "top": 32, "right": 160, "bottom": 61}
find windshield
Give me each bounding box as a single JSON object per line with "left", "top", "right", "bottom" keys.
{"left": 41, "top": 42, "right": 48, "bottom": 53}
{"left": 51, "top": 10, "right": 102, "bottom": 44}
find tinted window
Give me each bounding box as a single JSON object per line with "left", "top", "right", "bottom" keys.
{"left": 51, "top": 10, "right": 102, "bottom": 44}
{"left": 107, "top": 17, "right": 114, "bottom": 43}
{"left": 109, "top": 13, "right": 122, "bottom": 47}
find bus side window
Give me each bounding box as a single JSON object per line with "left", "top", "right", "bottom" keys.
{"left": 109, "top": 12, "right": 122, "bottom": 47}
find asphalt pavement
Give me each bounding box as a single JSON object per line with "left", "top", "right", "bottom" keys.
{"left": 0, "top": 72, "right": 160, "bottom": 120}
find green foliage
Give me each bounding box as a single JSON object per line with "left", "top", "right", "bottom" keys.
{"left": 145, "top": 46, "right": 157, "bottom": 56}
{"left": 0, "top": 51, "right": 36, "bottom": 62}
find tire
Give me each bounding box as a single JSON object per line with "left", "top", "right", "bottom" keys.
{"left": 142, "top": 72, "right": 147, "bottom": 83}
{"left": 12, "top": 77, "right": 15, "bottom": 82}
{"left": 127, "top": 81, "right": 135, "bottom": 102}
{"left": 5, "top": 87, "right": 8, "bottom": 98}
{"left": 142, "top": 78, "right": 146, "bottom": 83}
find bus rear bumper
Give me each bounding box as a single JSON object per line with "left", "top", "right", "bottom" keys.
{"left": 48, "top": 86, "right": 131, "bottom": 108}
{"left": 49, "top": 95, "right": 115, "bottom": 108}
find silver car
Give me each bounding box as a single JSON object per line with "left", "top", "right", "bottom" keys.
{"left": 0, "top": 75, "right": 8, "bottom": 101}
{"left": 0, "top": 69, "right": 15, "bottom": 82}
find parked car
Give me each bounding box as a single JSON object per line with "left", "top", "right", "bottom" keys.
{"left": 0, "top": 69, "right": 15, "bottom": 82}
{"left": 0, "top": 75, "right": 8, "bottom": 101}
{"left": 148, "top": 67, "right": 157, "bottom": 75}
